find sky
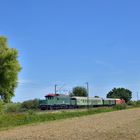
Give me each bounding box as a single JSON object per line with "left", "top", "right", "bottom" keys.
{"left": 0, "top": 0, "right": 140, "bottom": 102}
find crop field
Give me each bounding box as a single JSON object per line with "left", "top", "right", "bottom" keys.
{"left": 0, "top": 108, "right": 140, "bottom": 140}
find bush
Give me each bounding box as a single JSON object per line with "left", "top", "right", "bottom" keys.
{"left": 0, "top": 101, "right": 4, "bottom": 114}
{"left": 21, "top": 99, "right": 39, "bottom": 110}
{"left": 127, "top": 101, "right": 136, "bottom": 106}
{"left": 113, "top": 104, "right": 127, "bottom": 110}
{"left": 4, "top": 103, "right": 21, "bottom": 113}
{"left": 136, "top": 100, "right": 140, "bottom": 106}
{"left": 27, "top": 110, "right": 36, "bottom": 115}
{"left": 127, "top": 100, "right": 140, "bottom": 107}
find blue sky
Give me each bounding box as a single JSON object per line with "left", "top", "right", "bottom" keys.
{"left": 0, "top": 0, "right": 140, "bottom": 102}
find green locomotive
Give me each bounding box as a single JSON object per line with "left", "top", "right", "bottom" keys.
{"left": 39, "top": 94, "right": 71, "bottom": 110}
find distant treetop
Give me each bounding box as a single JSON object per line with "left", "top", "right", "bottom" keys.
{"left": 70, "top": 86, "right": 87, "bottom": 97}
{"left": 106, "top": 87, "right": 132, "bottom": 102}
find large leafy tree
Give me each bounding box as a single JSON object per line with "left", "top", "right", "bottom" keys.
{"left": 70, "top": 86, "right": 88, "bottom": 97}
{"left": 0, "top": 36, "right": 21, "bottom": 103}
{"left": 106, "top": 88, "right": 132, "bottom": 102}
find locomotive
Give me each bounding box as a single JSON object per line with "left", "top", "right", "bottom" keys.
{"left": 39, "top": 94, "right": 125, "bottom": 110}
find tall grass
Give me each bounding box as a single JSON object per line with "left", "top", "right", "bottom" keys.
{"left": 113, "top": 103, "right": 127, "bottom": 110}
{"left": 0, "top": 107, "right": 126, "bottom": 130}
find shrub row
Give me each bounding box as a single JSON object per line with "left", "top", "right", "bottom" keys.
{"left": 0, "top": 107, "right": 122, "bottom": 130}
{"left": 113, "top": 103, "right": 127, "bottom": 110}
{"left": 127, "top": 100, "right": 140, "bottom": 107}
{"left": 0, "top": 99, "right": 40, "bottom": 113}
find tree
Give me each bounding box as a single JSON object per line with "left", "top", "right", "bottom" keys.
{"left": 94, "top": 96, "right": 100, "bottom": 98}
{"left": 0, "top": 36, "right": 21, "bottom": 103}
{"left": 106, "top": 88, "right": 132, "bottom": 102}
{"left": 21, "top": 99, "right": 39, "bottom": 110}
{"left": 70, "top": 86, "right": 88, "bottom": 97}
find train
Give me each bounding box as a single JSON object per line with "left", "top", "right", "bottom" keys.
{"left": 39, "top": 93, "right": 125, "bottom": 110}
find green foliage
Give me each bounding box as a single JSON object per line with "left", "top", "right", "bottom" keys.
{"left": 136, "top": 100, "right": 140, "bottom": 106}
{"left": 0, "top": 101, "right": 4, "bottom": 114}
{"left": 0, "top": 99, "right": 40, "bottom": 113}
{"left": 127, "top": 101, "right": 136, "bottom": 106}
{"left": 27, "top": 110, "right": 36, "bottom": 115}
{"left": 107, "top": 88, "right": 132, "bottom": 102}
{"left": 70, "top": 86, "right": 88, "bottom": 97}
{"left": 94, "top": 96, "right": 100, "bottom": 98}
{"left": 127, "top": 100, "right": 140, "bottom": 107}
{"left": 113, "top": 104, "right": 127, "bottom": 110}
{"left": 0, "top": 107, "right": 115, "bottom": 130}
{"left": 0, "top": 36, "right": 21, "bottom": 103}
{"left": 21, "top": 99, "right": 39, "bottom": 110}
{"left": 4, "top": 103, "right": 21, "bottom": 113}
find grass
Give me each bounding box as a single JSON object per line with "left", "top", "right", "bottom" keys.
{"left": 0, "top": 106, "right": 128, "bottom": 130}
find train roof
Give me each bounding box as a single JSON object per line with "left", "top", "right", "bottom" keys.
{"left": 71, "top": 96, "right": 102, "bottom": 100}
{"left": 103, "top": 98, "right": 121, "bottom": 100}
{"left": 45, "top": 94, "right": 59, "bottom": 97}
{"left": 45, "top": 93, "right": 69, "bottom": 97}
